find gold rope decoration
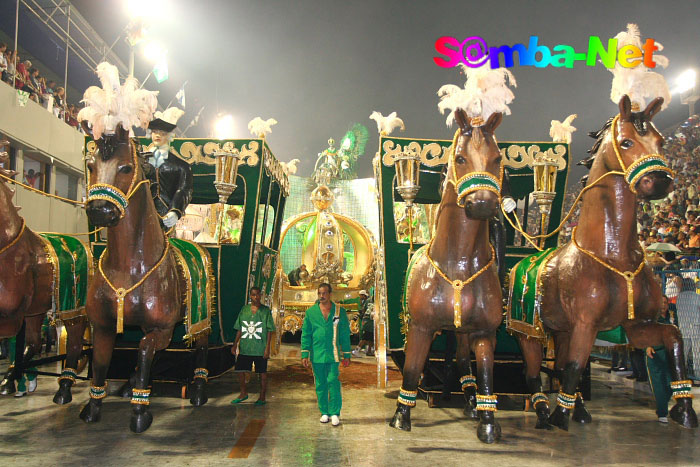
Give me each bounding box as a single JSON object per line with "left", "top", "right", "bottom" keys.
{"left": 571, "top": 226, "right": 645, "bottom": 320}
{"left": 425, "top": 241, "right": 496, "bottom": 328}
{"left": 98, "top": 237, "right": 170, "bottom": 333}
{"left": 0, "top": 171, "right": 85, "bottom": 205}
{"left": 0, "top": 219, "right": 26, "bottom": 255}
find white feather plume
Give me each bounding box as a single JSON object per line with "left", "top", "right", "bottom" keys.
{"left": 550, "top": 114, "right": 577, "bottom": 144}
{"left": 248, "top": 117, "right": 277, "bottom": 138}
{"left": 369, "top": 111, "right": 405, "bottom": 135}
{"left": 153, "top": 107, "right": 185, "bottom": 128}
{"left": 281, "top": 158, "right": 300, "bottom": 176}
{"left": 77, "top": 62, "right": 158, "bottom": 139}
{"left": 609, "top": 23, "right": 670, "bottom": 110}
{"left": 437, "top": 64, "right": 517, "bottom": 127}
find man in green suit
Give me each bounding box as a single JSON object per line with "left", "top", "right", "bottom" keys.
{"left": 301, "top": 283, "right": 351, "bottom": 426}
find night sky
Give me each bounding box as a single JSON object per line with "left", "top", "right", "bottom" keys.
{"left": 8, "top": 0, "right": 700, "bottom": 179}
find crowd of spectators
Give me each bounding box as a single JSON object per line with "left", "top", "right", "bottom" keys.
{"left": 0, "top": 42, "right": 81, "bottom": 130}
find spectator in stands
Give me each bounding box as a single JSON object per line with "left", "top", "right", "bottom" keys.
{"left": 0, "top": 43, "right": 7, "bottom": 82}
{"left": 14, "top": 56, "right": 29, "bottom": 90}
{"left": 45, "top": 80, "right": 55, "bottom": 94}
{"left": 28, "top": 68, "right": 42, "bottom": 103}
{"left": 54, "top": 86, "right": 65, "bottom": 113}
{"left": 4, "top": 50, "right": 15, "bottom": 84}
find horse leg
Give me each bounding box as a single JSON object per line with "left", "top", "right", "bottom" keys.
{"left": 54, "top": 318, "right": 88, "bottom": 405}
{"left": 389, "top": 326, "right": 434, "bottom": 431}
{"left": 0, "top": 318, "right": 24, "bottom": 395}
{"left": 472, "top": 333, "right": 501, "bottom": 443}
{"left": 548, "top": 328, "right": 596, "bottom": 431}
{"left": 130, "top": 328, "right": 172, "bottom": 433}
{"left": 519, "top": 336, "right": 550, "bottom": 429}
{"left": 455, "top": 333, "right": 478, "bottom": 419}
{"left": 189, "top": 333, "right": 209, "bottom": 407}
{"left": 80, "top": 326, "right": 116, "bottom": 423}
{"left": 625, "top": 321, "right": 698, "bottom": 429}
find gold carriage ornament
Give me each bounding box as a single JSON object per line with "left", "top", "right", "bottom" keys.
{"left": 394, "top": 150, "right": 421, "bottom": 254}
{"left": 532, "top": 151, "right": 558, "bottom": 249}
{"left": 214, "top": 143, "right": 241, "bottom": 203}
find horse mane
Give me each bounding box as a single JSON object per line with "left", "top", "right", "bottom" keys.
{"left": 583, "top": 112, "right": 652, "bottom": 171}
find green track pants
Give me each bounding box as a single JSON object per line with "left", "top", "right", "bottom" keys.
{"left": 312, "top": 362, "right": 342, "bottom": 416}
{"left": 646, "top": 348, "right": 672, "bottom": 417}
{"left": 8, "top": 336, "right": 37, "bottom": 392}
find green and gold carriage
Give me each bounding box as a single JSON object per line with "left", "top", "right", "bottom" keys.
{"left": 375, "top": 134, "right": 573, "bottom": 402}
{"left": 86, "top": 136, "right": 288, "bottom": 382}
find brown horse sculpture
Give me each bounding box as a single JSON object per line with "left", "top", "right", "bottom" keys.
{"left": 0, "top": 142, "right": 88, "bottom": 403}
{"left": 517, "top": 96, "right": 698, "bottom": 431}
{"left": 79, "top": 124, "right": 209, "bottom": 433}
{"left": 389, "top": 109, "right": 505, "bottom": 443}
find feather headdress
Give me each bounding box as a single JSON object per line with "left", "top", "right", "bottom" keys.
{"left": 437, "top": 63, "right": 516, "bottom": 127}
{"left": 248, "top": 117, "right": 277, "bottom": 138}
{"left": 77, "top": 62, "right": 158, "bottom": 139}
{"left": 550, "top": 114, "right": 577, "bottom": 144}
{"left": 609, "top": 23, "right": 670, "bottom": 111}
{"left": 369, "top": 111, "right": 405, "bottom": 135}
{"left": 154, "top": 107, "right": 185, "bottom": 126}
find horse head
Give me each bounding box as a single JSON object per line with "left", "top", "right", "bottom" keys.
{"left": 450, "top": 108, "right": 503, "bottom": 220}
{"left": 84, "top": 123, "right": 141, "bottom": 227}
{"left": 606, "top": 95, "right": 673, "bottom": 200}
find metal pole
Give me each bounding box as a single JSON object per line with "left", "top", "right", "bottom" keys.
{"left": 63, "top": 4, "right": 69, "bottom": 105}
{"left": 12, "top": 0, "right": 20, "bottom": 90}
{"left": 129, "top": 45, "right": 134, "bottom": 77}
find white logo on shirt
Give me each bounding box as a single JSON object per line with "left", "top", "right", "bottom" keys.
{"left": 242, "top": 320, "right": 263, "bottom": 339}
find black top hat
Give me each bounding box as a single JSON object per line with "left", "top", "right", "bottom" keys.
{"left": 148, "top": 118, "right": 177, "bottom": 133}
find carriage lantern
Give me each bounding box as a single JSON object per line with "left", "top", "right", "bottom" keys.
{"left": 394, "top": 150, "right": 421, "bottom": 254}
{"left": 532, "top": 151, "right": 558, "bottom": 248}
{"left": 214, "top": 143, "right": 241, "bottom": 204}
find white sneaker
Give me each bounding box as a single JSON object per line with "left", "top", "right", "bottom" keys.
{"left": 658, "top": 416, "right": 669, "bottom": 424}
{"left": 14, "top": 389, "right": 27, "bottom": 398}
{"left": 320, "top": 414, "right": 330, "bottom": 423}
{"left": 331, "top": 415, "right": 340, "bottom": 426}
{"left": 351, "top": 349, "right": 362, "bottom": 358}
{"left": 27, "top": 378, "right": 37, "bottom": 393}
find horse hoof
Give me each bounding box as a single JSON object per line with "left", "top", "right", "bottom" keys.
{"left": 79, "top": 401, "right": 101, "bottom": 423}
{"left": 53, "top": 382, "right": 73, "bottom": 405}
{"left": 130, "top": 409, "right": 153, "bottom": 433}
{"left": 477, "top": 420, "right": 502, "bottom": 444}
{"left": 572, "top": 402, "right": 592, "bottom": 424}
{"left": 464, "top": 405, "right": 479, "bottom": 420}
{"left": 670, "top": 400, "right": 699, "bottom": 429}
{"left": 0, "top": 378, "right": 16, "bottom": 395}
{"left": 118, "top": 381, "right": 133, "bottom": 399}
{"left": 548, "top": 406, "right": 570, "bottom": 431}
{"left": 389, "top": 405, "right": 411, "bottom": 431}
{"left": 535, "top": 404, "right": 552, "bottom": 429}
{"left": 189, "top": 380, "right": 208, "bottom": 407}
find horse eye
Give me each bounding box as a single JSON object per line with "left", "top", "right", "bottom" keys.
{"left": 620, "top": 139, "right": 634, "bottom": 149}
{"left": 118, "top": 164, "right": 133, "bottom": 174}
{"left": 456, "top": 156, "right": 466, "bottom": 164}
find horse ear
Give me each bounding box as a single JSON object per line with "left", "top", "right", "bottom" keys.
{"left": 80, "top": 120, "right": 93, "bottom": 137}
{"left": 115, "top": 123, "right": 130, "bottom": 141}
{"left": 618, "top": 95, "right": 632, "bottom": 121}
{"left": 454, "top": 108, "right": 470, "bottom": 132}
{"left": 484, "top": 112, "right": 503, "bottom": 133}
{"left": 643, "top": 97, "right": 664, "bottom": 121}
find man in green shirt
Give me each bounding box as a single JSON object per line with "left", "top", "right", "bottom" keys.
{"left": 231, "top": 287, "right": 276, "bottom": 405}
{"left": 301, "top": 283, "right": 351, "bottom": 426}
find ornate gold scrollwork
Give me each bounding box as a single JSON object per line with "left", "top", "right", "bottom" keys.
{"left": 382, "top": 140, "right": 451, "bottom": 167}
{"left": 501, "top": 144, "right": 567, "bottom": 171}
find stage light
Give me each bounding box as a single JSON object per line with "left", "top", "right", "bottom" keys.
{"left": 214, "top": 115, "right": 235, "bottom": 139}
{"left": 674, "top": 69, "right": 696, "bottom": 94}
{"left": 126, "top": 0, "right": 167, "bottom": 19}
{"left": 143, "top": 41, "right": 167, "bottom": 63}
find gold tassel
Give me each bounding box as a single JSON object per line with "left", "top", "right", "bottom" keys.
{"left": 453, "top": 280, "right": 464, "bottom": 328}
{"left": 623, "top": 272, "right": 635, "bottom": 320}
{"left": 116, "top": 288, "right": 126, "bottom": 334}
